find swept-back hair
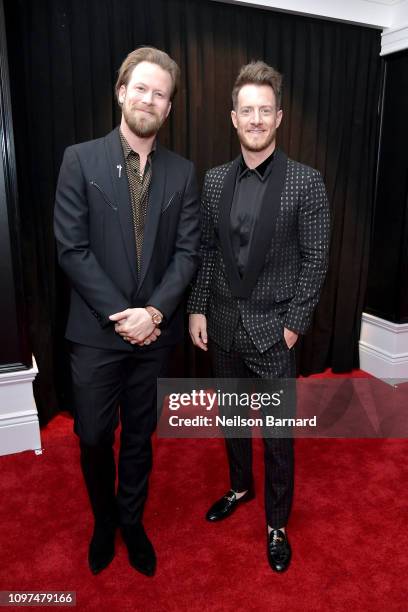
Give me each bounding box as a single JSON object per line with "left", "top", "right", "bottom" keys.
{"left": 115, "top": 46, "right": 180, "bottom": 104}
{"left": 232, "top": 61, "right": 283, "bottom": 109}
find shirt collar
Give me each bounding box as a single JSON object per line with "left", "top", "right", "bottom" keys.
{"left": 119, "top": 129, "right": 156, "bottom": 160}
{"left": 238, "top": 149, "right": 276, "bottom": 182}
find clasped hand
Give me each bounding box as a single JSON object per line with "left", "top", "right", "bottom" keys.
{"left": 109, "top": 308, "right": 161, "bottom": 346}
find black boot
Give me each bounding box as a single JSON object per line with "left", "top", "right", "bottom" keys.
{"left": 121, "top": 523, "right": 156, "bottom": 576}
{"left": 88, "top": 518, "right": 116, "bottom": 574}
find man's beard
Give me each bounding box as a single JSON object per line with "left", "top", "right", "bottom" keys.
{"left": 238, "top": 127, "right": 275, "bottom": 152}
{"left": 123, "top": 105, "right": 164, "bottom": 138}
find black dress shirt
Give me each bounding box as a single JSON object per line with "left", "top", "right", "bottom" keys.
{"left": 230, "top": 150, "right": 275, "bottom": 276}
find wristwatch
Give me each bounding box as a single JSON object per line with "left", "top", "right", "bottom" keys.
{"left": 145, "top": 306, "right": 163, "bottom": 326}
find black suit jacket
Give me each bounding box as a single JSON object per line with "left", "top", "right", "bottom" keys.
{"left": 188, "top": 149, "right": 330, "bottom": 353}
{"left": 54, "top": 127, "right": 200, "bottom": 351}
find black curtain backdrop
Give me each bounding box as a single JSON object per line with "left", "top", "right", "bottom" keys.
{"left": 4, "top": 0, "right": 381, "bottom": 424}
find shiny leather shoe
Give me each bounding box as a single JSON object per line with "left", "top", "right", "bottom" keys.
{"left": 206, "top": 488, "right": 255, "bottom": 522}
{"left": 267, "top": 529, "right": 292, "bottom": 572}
{"left": 121, "top": 523, "right": 156, "bottom": 577}
{"left": 88, "top": 521, "right": 116, "bottom": 575}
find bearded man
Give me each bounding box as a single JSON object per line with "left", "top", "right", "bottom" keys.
{"left": 188, "top": 61, "right": 330, "bottom": 572}
{"left": 54, "top": 47, "right": 200, "bottom": 576}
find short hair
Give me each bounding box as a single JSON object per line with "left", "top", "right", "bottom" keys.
{"left": 115, "top": 46, "right": 180, "bottom": 104}
{"left": 232, "top": 61, "right": 283, "bottom": 110}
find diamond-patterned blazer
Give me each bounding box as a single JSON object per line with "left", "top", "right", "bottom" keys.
{"left": 187, "top": 149, "right": 330, "bottom": 353}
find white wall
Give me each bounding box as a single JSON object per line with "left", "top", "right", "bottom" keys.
{"left": 382, "top": 0, "right": 408, "bottom": 54}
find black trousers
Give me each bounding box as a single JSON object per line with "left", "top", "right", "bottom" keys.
{"left": 70, "top": 342, "right": 172, "bottom": 526}
{"left": 210, "top": 319, "right": 296, "bottom": 529}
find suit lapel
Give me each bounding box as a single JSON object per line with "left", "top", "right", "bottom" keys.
{"left": 137, "top": 143, "right": 166, "bottom": 290}
{"left": 219, "top": 149, "right": 288, "bottom": 299}
{"left": 104, "top": 128, "right": 139, "bottom": 286}
{"left": 218, "top": 156, "right": 242, "bottom": 294}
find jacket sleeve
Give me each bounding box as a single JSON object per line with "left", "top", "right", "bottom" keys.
{"left": 54, "top": 146, "right": 130, "bottom": 328}
{"left": 146, "top": 161, "right": 201, "bottom": 320}
{"left": 284, "top": 169, "right": 331, "bottom": 334}
{"left": 187, "top": 171, "right": 217, "bottom": 315}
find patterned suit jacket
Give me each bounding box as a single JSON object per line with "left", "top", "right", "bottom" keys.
{"left": 187, "top": 149, "right": 330, "bottom": 353}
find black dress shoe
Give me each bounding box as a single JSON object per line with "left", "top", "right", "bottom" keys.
{"left": 206, "top": 488, "right": 255, "bottom": 522}
{"left": 121, "top": 523, "right": 156, "bottom": 576}
{"left": 88, "top": 521, "right": 116, "bottom": 574}
{"left": 267, "top": 529, "right": 292, "bottom": 572}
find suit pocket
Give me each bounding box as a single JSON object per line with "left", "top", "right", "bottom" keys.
{"left": 274, "top": 283, "right": 296, "bottom": 302}
{"left": 161, "top": 191, "right": 181, "bottom": 214}
{"left": 90, "top": 181, "right": 118, "bottom": 211}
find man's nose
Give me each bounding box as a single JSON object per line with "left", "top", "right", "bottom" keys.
{"left": 250, "top": 109, "right": 262, "bottom": 124}
{"left": 141, "top": 90, "right": 154, "bottom": 104}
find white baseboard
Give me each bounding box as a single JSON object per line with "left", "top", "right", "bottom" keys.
{"left": 0, "top": 360, "right": 42, "bottom": 456}
{"left": 359, "top": 312, "right": 408, "bottom": 384}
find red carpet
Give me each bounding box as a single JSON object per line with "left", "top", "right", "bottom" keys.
{"left": 1, "top": 373, "right": 407, "bottom": 611}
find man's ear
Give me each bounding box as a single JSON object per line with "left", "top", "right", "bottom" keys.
{"left": 118, "top": 84, "right": 126, "bottom": 105}
{"left": 231, "top": 109, "right": 238, "bottom": 129}
{"left": 165, "top": 100, "right": 172, "bottom": 119}
{"left": 276, "top": 109, "right": 283, "bottom": 129}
